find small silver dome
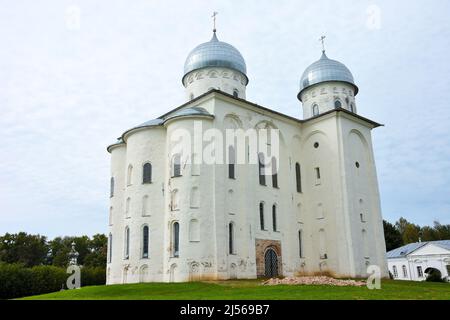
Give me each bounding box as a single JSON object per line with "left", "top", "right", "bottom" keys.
{"left": 164, "top": 107, "right": 213, "bottom": 121}
{"left": 183, "top": 32, "right": 247, "bottom": 83}
{"left": 298, "top": 52, "right": 358, "bottom": 100}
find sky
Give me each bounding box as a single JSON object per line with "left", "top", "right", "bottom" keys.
{"left": 0, "top": 0, "right": 449, "bottom": 239}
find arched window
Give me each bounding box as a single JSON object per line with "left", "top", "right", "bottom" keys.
{"left": 142, "top": 195, "right": 149, "bottom": 216}
{"left": 228, "top": 146, "right": 235, "bottom": 179}
{"left": 229, "top": 222, "right": 235, "bottom": 254}
{"left": 172, "top": 154, "right": 181, "bottom": 177}
{"left": 142, "top": 225, "right": 149, "bottom": 258}
{"left": 298, "top": 230, "right": 303, "bottom": 258}
{"left": 312, "top": 104, "right": 319, "bottom": 116}
{"left": 142, "top": 163, "right": 152, "bottom": 184}
{"left": 271, "top": 157, "right": 278, "bottom": 188}
{"left": 127, "top": 165, "right": 133, "bottom": 186}
{"left": 258, "top": 153, "right": 266, "bottom": 186}
{"left": 295, "top": 163, "right": 302, "bottom": 193}
{"left": 272, "top": 204, "right": 277, "bottom": 231}
{"left": 402, "top": 265, "right": 408, "bottom": 278}
{"left": 108, "top": 233, "right": 112, "bottom": 263}
{"left": 233, "top": 89, "right": 239, "bottom": 98}
{"left": 125, "top": 197, "right": 131, "bottom": 217}
{"left": 259, "top": 202, "right": 265, "bottom": 230}
{"left": 189, "top": 219, "right": 200, "bottom": 242}
{"left": 172, "top": 222, "right": 180, "bottom": 257}
{"left": 171, "top": 189, "right": 179, "bottom": 211}
{"left": 124, "top": 227, "right": 130, "bottom": 259}
{"left": 392, "top": 266, "right": 398, "bottom": 278}
{"left": 334, "top": 99, "right": 342, "bottom": 108}
{"left": 190, "top": 187, "right": 200, "bottom": 208}
{"left": 110, "top": 177, "right": 114, "bottom": 197}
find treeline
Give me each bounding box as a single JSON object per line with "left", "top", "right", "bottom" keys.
{"left": 0, "top": 232, "right": 107, "bottom": 268}
{"left": 383, "top": 218, "right": 450, "bottom": 251}
{"left": 0, "top": 232, "right": 107, "bottom": 299}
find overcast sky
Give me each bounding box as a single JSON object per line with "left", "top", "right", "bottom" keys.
{"left": 0, "top": 0, "right": 449, "bottom": 239}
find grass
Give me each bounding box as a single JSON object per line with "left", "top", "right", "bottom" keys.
{"left": 20, "top": 279, "right": 450, "bottom": 300}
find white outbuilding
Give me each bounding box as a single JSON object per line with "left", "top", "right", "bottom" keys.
{"left": 387, "top": 240, "right": 450, "bottom": 281}
{"left": 106, "top": 28, "right": 388, "bottom": 284}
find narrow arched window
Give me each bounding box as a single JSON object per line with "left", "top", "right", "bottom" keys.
{"left": 259, "top": 202, "right": 265, "bottom": 230}
{"left": 402, "top": 265, "right": 408, "bottom": 278}
{"left": 271, "top": 157, "right": 278, "bottom": 188}
{"left": 125, "top": 197, "right": 131, "bottom": 217}
{"left": 334, "top": 99, "right": 342, "bottom": 108}
{"left": 172, "top": 154, "right": 181, "bottom": 177}
{"left": 298, "top": 230, "right": 303, "bottom": 258}
{"left": 142, "top": 225, "right": 149, "bottom": 258}
{"left": 229, "top": 222, "right": 234, "bottom": 254}
{"left": 172, "top": 222, "right": 180, "bottom": 257}
{"left": 392, "top": 266, "right": 398, "bottom": 278}
{"left": 312, "top": 104, "right": 319, "bottom": 116}
{"left": 108, "top": 233, "right": 112, "bottom": 263}
{"left": 258, "top": 153, "right": 266, "bottom": 186}
{"left": 233, "top": 89, "right": 239, "bottom": 98}
{"left": 124, "top": 227, "right": 130, "bottom": 259}
{"left": 110, "top": 177, "right": 114, "bottom": 197}
{"left": 228, "top": 146, "right": 235, "bottom": 179}
{"left": 272, "top": 204, "right": 277, "bottom": 231}
{"left": 142, "top": 163, "right": 152, "bottom": 184}
{"left": 127, "top": 165, "right": 133, "bottom": 186}
{"left": 295, "top": 163, "right": 302, "bottom": 193}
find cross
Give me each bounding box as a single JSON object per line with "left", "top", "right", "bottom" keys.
{"left": 212, "top": 11, "right": 218, "bottom": 32}
{"left": 319, "top": 35, "right": 326, "bottom": 53}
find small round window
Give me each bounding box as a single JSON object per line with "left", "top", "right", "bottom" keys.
{"left": 355, "top": 162, "right": 360, "bottom": 168}
{"left": 314, "top": 142, "right": 319, "bottom": 148}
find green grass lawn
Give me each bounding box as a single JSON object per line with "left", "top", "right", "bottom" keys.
{"left": 20, "top": 279, "right": 450, "bottom": 300}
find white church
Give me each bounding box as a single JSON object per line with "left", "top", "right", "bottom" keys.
{"left": 106, "top": 25, "right": 388, "bottom": 284}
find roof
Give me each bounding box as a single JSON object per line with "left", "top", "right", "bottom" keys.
{"left": 387, "top": 240, "right": 450, "bottom": 259}
{"left": 298, "top": 51, "right": 358, "bottom": 100}
{"left": 183, "top": 31, "right": 247, "bottom": 84}
{"left": 107, "top": 89, "right": 383, "bottom": 153}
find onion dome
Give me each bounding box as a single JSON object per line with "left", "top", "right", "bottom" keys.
{"left": 298, "top": 51, "right": 358, "bottom": 100}
{"left": 183, "top": 32, "right": 247, "bottom": 84}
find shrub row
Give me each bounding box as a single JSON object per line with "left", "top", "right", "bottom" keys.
{"left": 0, "top": 263, "right": 105, "bottom": 299}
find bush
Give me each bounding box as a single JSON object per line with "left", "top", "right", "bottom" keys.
{"left": 81, "top": 267, "right": 106, "bottom": 287}
{"left": 0, "top": 263, "right": 33, "bottom": 299}
{"left": 0, "top": 263, "right": 106, "bottom": 299}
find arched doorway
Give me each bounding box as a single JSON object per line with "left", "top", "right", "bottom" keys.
{"left": 264, "top": 248, "right": 278, "bottom": 277}
{"left": 425, "top": 267, "right": 442, "bottom": 281}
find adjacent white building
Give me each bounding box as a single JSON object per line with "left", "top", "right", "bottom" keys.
{"left": 387, "top": 240, "right": 450, "bottom": 281}
{"left": 106, "top": 29, "right": 388, "bottom": 284}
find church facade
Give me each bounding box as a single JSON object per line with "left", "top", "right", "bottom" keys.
{"left": 106, "top": 30, "right": 388, "bottom": 284}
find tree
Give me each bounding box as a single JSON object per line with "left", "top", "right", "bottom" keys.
{"left": 383, "top": 220, "right": 403, "bottom": 251}
{"left": 0, "top": 233, "right": 48, "bottom": 267}
{"left": 395, "top": 217, "right": 421, "bottom": 244}
{"left": 84, "top": 234, "right": 107, "bottom": 268}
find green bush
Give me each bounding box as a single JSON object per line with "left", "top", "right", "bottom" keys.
{"left": 0, "top": 263, "right": 106, "bottom": 299}
{"left": 0, "top": 263, "right": 33, "bottom": 299}
{"left": 81, "top": 267, "right": 106, "bottom": 287}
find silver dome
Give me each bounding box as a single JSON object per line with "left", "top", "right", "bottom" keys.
{"left": 164, "top": 106, "right": 213, "bottom": 121}
{"left": 183, "top": 32, "right": 247, "bottom": 83}
{"left": 298, "top": 52, "right": 358, "bottom": 100}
